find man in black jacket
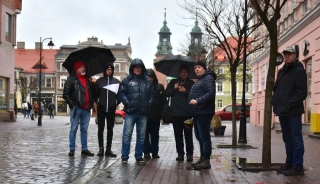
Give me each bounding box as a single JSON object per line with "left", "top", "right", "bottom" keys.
{"left": 63, "top": 61, "right": 96, "bottom": 157}
{"left": 272, "top": 46, "right": 307, "bottom": 176}
{"left": 95, "top": 62, "right": 121, "bottom": 157}
{"left": 165, "top": 64, "right": 195, "bottom": 162}
{"left": 144, "top": 69, "right": 167, "bottom": 159}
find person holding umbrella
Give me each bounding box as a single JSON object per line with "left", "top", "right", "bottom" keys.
{"left": 63, "top": 60, "right": 96, "bottom": 157}
{"left": 189, "top": 61, "right": 216, "bottom": 170}
{"left": 95, "top": 62, "right": 121, "bottom": 157}
{"left": 165, "top": 64, "right": 195, "bottom": 162}
{"left": 118, "top": 58, "right": 154, "bottom": 165}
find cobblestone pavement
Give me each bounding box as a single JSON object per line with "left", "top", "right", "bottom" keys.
{"left": 2, "top": 114, "right": 320, "bottom": 184}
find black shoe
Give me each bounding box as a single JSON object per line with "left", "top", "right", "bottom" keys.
{"left": 276, "top": 164, "right": 292, "bottom": 174}
{"left": 97, "top": 147, "right": 104, "bottom": 157}
{"left": 187, "top": 155, "right": 193, "bottom": 162}
{"left": 136, "top": 158, "right": 146, "bottom": 165}
{"left": 122, "top": 158, "right": 128, "bottom": 164}
{"left": 68, "top": 150, "right": 75, "bottom": 156}
{"left": 194, "top": 159, "right": 211, "bottom": 170}
{"left": 283, "top": 166, "right": 304, "bottom": 176}
{"left": 144, "top": 152, "right": 151, "bottom": 158}
{"left": 81, "top": 150, "right": 94, "bottom": 156}
{"left": 176, "top": 154, "right": 184, "bottom": 161}
{"left": 152, "top": 154, "right": 160, "bottom": 158}
{"left": 105, "top": 149, "right": 117, "bottom": 157}
{"left": 191, "top": 157, "right": 204, "bottom": 167}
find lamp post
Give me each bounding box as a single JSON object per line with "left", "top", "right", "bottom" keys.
{"left": 238, "top": 0, "right": 248, "bottom": 143}
{"left": 38, "top": 37, "right": 54, "bottom": 126}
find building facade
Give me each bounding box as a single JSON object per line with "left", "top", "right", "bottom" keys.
{"left": 0, "top": 0, "right": 22, "bottom": 121}
{"left": 250, "top": 0, "right": 320, "bottom": 131}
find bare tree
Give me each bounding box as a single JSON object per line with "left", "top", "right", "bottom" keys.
{"left": 250, "top": 0, "right": 288, "bottom": 167}
{"left": 180, "top": 0, "right": 265, "bottom": 146}
{"left": 15, "top": 77, "right": 31, "bottom": 102}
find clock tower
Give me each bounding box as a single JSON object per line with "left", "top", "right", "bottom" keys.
{"left": 154, "top": 8, "right": 173, "bottom": 86}
{"left": 188, "top": 14, "right": 207, "bottom": 61}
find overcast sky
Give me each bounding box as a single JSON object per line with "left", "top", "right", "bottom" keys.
{"left": 17, "top": 0, "right": 197, "bottom": 69}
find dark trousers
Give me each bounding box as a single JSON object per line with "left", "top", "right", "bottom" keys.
{"left": 49, "top": 110, "right": 54, "bottom": 118}
{"left": 194, "top": 114, "right": 213, "bottom": 159}
{"left": 97, "top": 110, "right": 115, "bottom": 148}
{"left": 144, "top": 120, "right": 161, "bottom": 154}
{"left": 279, "top": 115, "right": 304, "bottom": 167}
{"left": 171, "top": 116, "right": 193, "bottom": 156}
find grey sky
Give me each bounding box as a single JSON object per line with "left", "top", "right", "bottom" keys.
{"left": 17, "top": 0, "right": 196, "bottom": 69}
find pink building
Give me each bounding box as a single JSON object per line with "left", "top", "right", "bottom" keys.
{"left": 250, "top": 1, "right": 320, "bottom": 133}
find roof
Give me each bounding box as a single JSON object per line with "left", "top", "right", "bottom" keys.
{"left": 15, "top": 49, "right": 59, "bottom": 74}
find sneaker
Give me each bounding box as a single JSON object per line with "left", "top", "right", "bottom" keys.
{"left": 136, "top": 158, "right": 146, "bottom": 165}
{"left": 187, "top": 155, "right": 193, "bottom": 162}
{"left": 276, "top": 164, "right": 292, "bottom": 174}
{"left": 283, "top": 166, "right": 304, "bottom": 176}
{"left": 68, "top": 150, "right": 75, "bottom": 156}
{"left": 176, "top": 154, "right": 184, "bottom": 161}
{"left": 194, "top": 159, "right": 211, "bottom": 170}
{"left": 122, "top": 158, "right": 128, "bottom": 164}
{"left": 191, "top": 157, "right": 204, "bottom": 167}
{"left": 81, "top": 150, "right": 94, "bottom": 156}
{"left": 152, "top": 154, "right": 160, "bottom": 158}
{"left": 144, "top": 153, "right": 151, "bottom": 158}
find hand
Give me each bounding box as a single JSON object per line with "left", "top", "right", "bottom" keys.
{"left": 189, "top": 99, "right": 197, "bottom": 105}
{"left": 178, "top": 86, "right": 186, "bottom": 93}
{"left": 174, "top": 83, "right": 179, "bottom": 90}
{"left": 89, "top": 77, "right": 97, "bottom": 83}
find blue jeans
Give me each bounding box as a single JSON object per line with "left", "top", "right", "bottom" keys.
{"left": 193, "top": 114, "right": 213, "bottom": 159}
{"left": 121, "top": 113, "right": 147, "bottom": 160}
{"left": 279, "top": 115, "right": 304, "bottom": 167}
{"left": 69, "top": 107, "right": 91, "bottom": 151}
{"left": 144, "top": 120, "right": 160, "bottom": 154}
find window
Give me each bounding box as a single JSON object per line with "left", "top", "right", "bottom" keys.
{"left": 6, "top": 13, "right": 12, "bottom": 42}
{"left": 46, "top": 78, "right": 52, "bottom": 87}
{"left": 252, "top": 70, "right": 256, "bottom": 93}
{"left": 60, "top": 63, "right": 67, "bottom": 72}
{"left": 225, "top": 106, "right": 232, "bottom": 112}
{"left": 217, "top": 100, "right": 223, "bottom": 108}
{"left": 217, "top": 81, "right": 223, "bottom": 92}
{"left": 114, "top": 63, "right": 120, "bottom": 72}
{"left": 217, "top": 68, "right": 223, "bottom": 74}
{"left": 245, "top": 82, "right": 249, "bottom": 92}
{"left": 60, "top": 76, "right": 67, "bottom": 88}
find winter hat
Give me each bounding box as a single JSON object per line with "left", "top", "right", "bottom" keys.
{"left": 74, "top": 61, "right": 85, "bottom": 71}
{"left": 194, "top": 61, "right": 207, "bottom": 70}
{"left": 179, "top": 64, "right": 190, "bottom": 73}
{"left": 104, "top": 62, "right": 114, "bottom": 70}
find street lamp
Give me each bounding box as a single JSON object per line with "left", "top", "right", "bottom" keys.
{"left": 38, "top": 37, "right": 54, "bottom": 126}
{"left": 238, "top": 0, "right": 248, "bottom": 143}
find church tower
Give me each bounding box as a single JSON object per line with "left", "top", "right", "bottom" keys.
{"left": 154, "top": 8, "right": 173, "bottom": 86}
{"left": 188, "top": 14, "right": 207, "bottom": 61}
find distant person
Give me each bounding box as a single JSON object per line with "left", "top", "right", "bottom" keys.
{"left": 143, "top": 69, "right": 167, "bottom": 159}
{"left": 273, "top": 46, "right": 307, "bottom": 176}
{"left": 118, "top": 58, "right": 154, "bottom": 164}
{"left": 48, "top": 102, "right": 55, "bottom": 119}
{"left": 14, "top": 100, "right": 17, "bottom": 116}
{"left": 63, "top": 61, "right": 96, "bottom": 157}
{"left": 33, "top": 101, "right": 39, "bottom": 118}
{"left": 27, "top": 101, "right": 32, "bottom": 118}
{"left": 22, "top": 101, "right": 28, "bottom": 118}
{"left": 95, "top": 62, "right": 121, "bottom": 157}
{"left": 189, "top": 61, "right": 216, "bottom": 170}
{"left": 165, "top": 64, "right": 195, "bottom": 162}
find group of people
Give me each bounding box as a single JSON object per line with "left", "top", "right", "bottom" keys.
{"left": 18, "top": 100, "right": 54, "bottom": 120}
{"left": 63, "top": 58, "right": 216, "bottom": 170}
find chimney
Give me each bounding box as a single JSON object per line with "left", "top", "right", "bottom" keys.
{"left": 35, "top": 42, "right": 41, "bottom": 49}
{"left": 17, "top": 42, "right": 25, "bottom": 49}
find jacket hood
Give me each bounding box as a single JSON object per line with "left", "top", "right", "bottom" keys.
{"left": 146, "top": 68, "right": 158, "bottom": 84}
{"left": 207, "top": 69, "right": 217, "bottom": 80}
{"left": 129, "top": 58, "right": 147, "bottom": 78}
{"left": 103, "top": 62, "right": 114, "bottom": 77}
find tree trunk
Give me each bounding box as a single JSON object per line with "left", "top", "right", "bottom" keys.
{"left": 231, "top": 66, "right": 238, "bottom": 147}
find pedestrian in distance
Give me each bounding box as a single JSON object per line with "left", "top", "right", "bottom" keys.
{"left": 165, "top": 64, "right": 195, "bottom": 162}
{"left": 189, "top": 61, "right": 216, "bottom": 170}
{"left": 33, "top": 101, "right": 39, "bottom": 118}
{"left": 94, "top": 62, "right": 121, "bottom": 157}
{"left": 118, "top": 58, "right": 154, "bottom": 165}
{"left": 22, "top": 101, "right": 28, "bottom": 118}
{"left": 143, "top": 69, "right": 167, "bottom": 159}
{"left": 27, "top": 101, "right": 32, "bottom": 118}
{"left": 14, "top": 100, "right": 18, "bottom": 117}
{"left": 272, "top": 46, "right": 307, "bottom": 176}
{"left": 63, "top": 60, "right": 96, "bottom": 157}
{"left": 48, "top": 102, "right": 55, "bottom": 119}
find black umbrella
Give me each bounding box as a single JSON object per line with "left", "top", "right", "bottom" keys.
{"left": 63, "top": 46, "right": 116, "bottom": 76}
{"left": 154, "top": 54, "right": 197, "bottom": 79}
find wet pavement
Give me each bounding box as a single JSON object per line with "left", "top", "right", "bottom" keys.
{"left": 1, "top": 114, "right": 320, "bottom": 183}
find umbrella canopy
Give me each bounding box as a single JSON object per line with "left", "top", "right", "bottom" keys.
{"left": 63, "top": 46, "right": 116, "bottom": 76}
{"left": 154, "top": 54, "right": 197, "bottom": 79}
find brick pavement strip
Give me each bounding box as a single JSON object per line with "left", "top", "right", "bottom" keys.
{"left": 1, "top": 115, "right": 320, "bottom": 183}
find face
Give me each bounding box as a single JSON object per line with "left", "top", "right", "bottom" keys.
{"left": 179, "top": 69, "right": 189, "bottom": 80}
{"left": 283, "top": 52, "right": 296, "bottom": 65}
{"left": 106, "top": 68, "right": 113, "bottom": 76}
{"left": 76, "top": 65, "right": 86, "bottom": 75}
{"left": 133, "top": 65, "right": 142, "bottom": 75}
{"left": 194, "top": 65, "right": 206, "bottom": 77}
